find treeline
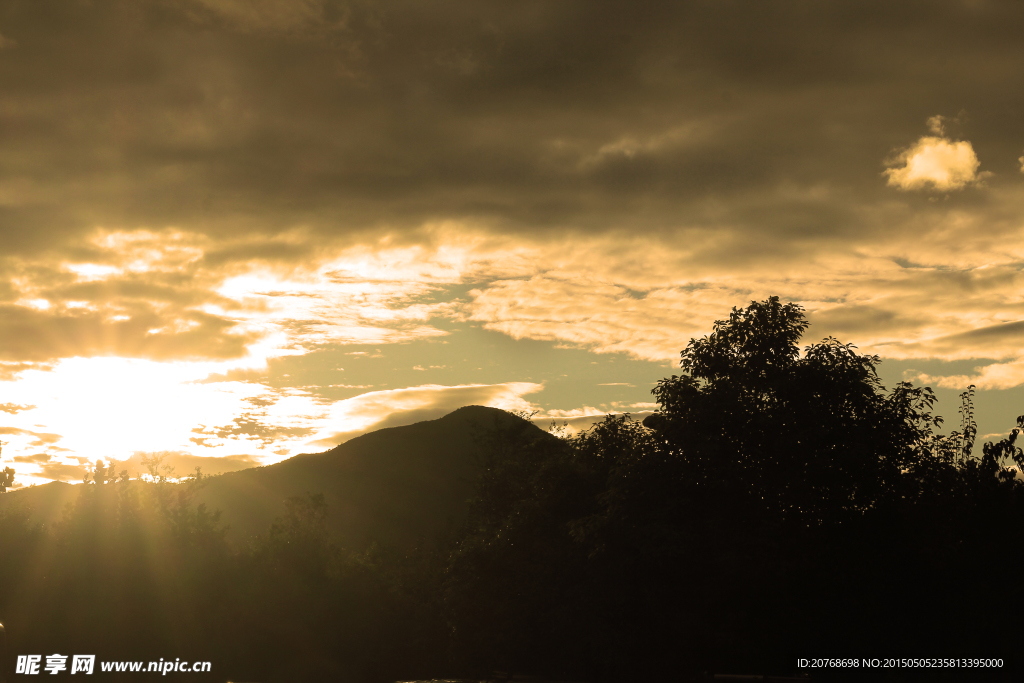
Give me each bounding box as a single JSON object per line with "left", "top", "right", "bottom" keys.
{"left": 2, "top": 297, "right": 1024, "bottom": 682}
{"left": 0, "top": 459, "right": 451, "bottom": 682}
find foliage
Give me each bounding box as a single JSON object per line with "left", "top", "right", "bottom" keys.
{"left": 441, "top": 297, "right": 1024, "bottom": 680}
{"left": 648, "top": 296, "right": 954, "bottom": 525}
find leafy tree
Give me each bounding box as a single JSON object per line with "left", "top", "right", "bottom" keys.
{"left": 644, "top": 296, "right": 958, "bottom": 525}
{"left": 442, "top": 297, "right": 1024, "bottom": 680}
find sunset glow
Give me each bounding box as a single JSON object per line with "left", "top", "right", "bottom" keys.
{"left": 4, "top": 1, "right": 1024, "bottom": 486}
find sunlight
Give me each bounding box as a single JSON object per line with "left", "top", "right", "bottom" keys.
{"left": 0, "top": 355, "right": 327, "bottom": 484}
{"left": 65, "top": 263, "right": 121, "bottom": 280}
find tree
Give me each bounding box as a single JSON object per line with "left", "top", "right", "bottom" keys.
{"left": 613, "top": 296, "right": 1024, "bottom": 667}
{"left": 82, "top": 459, "right": 114, "bottom": 485}
{"left": 444, "top": 297, "right": 1024, "bottom": 679}
{"left": 1, "top": 441, "right": 14, "bottom": 492}
{"left": 645, "top": 295, "right": 963, "bottom": 525}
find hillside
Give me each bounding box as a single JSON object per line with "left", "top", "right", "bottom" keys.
{"left": 196, "top": 404, "right": 551, "bottom": 547}
{"left": 0, "top": 405, "right": 551, "bottom": 550}
{"left": 0, "top": 478, "right": 79, "bottom": 527}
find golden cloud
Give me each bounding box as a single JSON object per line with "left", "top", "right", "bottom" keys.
{"left": 907, "top": 362, "right": 1024, "bottom": 391}
{"left": 884, "top": 119, "right": 985, "bottom": 191}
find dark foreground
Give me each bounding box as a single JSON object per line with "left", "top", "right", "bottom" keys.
{"left": 1, "top": 299, "right": 1022, "bottom": 682}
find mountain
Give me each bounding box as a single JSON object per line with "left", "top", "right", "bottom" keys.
{"left": 0, "top": 478, "right": 79, "bottom": 527}
{"left": 0, "top": 405, "right": 550, "bottom": 550}
{"left": 196, "top": 404, "right": 550, "bottom": 548}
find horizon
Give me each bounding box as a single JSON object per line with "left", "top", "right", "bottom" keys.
{"left": 4, "top": 1, "right": 1024, "bottom": 487}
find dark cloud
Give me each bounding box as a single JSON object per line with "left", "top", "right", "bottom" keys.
{"left": 898, "top": 320, "right": 1024, "bottom": 361}
{"left": 200, "top": 239, "right": 317, "bottom": 268}
{"left": 1, "top": 0, "right": 1023, "bottom": 257}
{"left": 5, "top": 0, "right": 1024, "bottom": 476}
{"left": 939, "top": 319, "right": 1024, "bottom": 344}
{"left": 0, "top": 303, "right": 258, "bottom": 362}
{"left": 808, "top": 306, "right": 908, "bottom": 339}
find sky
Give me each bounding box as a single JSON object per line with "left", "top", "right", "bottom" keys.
{"left": 3, "top": 0, "right": 1024, "bottom": 486}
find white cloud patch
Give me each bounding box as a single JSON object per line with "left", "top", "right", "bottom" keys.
{"left": 541, "top": 406, "right": 606, "bottom": 419}
{"left": 303, "top": 382, "right": 545, "bottom": 449}
{"left": 535, "top": 409, "right": 656, "bottom": 436}
{"left": 907, "top": 361, "right": 1024, "bottom": 391}
{"left": 884, "top": 118, "right": 985, "bottom": 191}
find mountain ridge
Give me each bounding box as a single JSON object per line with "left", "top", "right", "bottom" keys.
{"left": 0, "top": 405, "right": 552, "bottom": 550}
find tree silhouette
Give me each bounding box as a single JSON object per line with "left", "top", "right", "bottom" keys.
{"left": 442, "top": 297, "right": 1024, "bottom": 680}
{"left": 1, "top": 299, "right": 1021, "bottom": 682}
{"left": 82, "top": 458, "right": 113, "bottom": 485}
{"left": 0, "top": 441, "right": 14, "bottom": 493}
{"left": 644, "top": 295, "right": 961, "bottom": 525}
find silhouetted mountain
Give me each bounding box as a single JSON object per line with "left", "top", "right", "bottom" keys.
{"left": 198, "top": 405, "right": 549, "bottom": 548}
{"left": 0, "top": 479, "right": 78, "bottom": 528}
{"left": 1, "top": 405, "right": 550, "bottom": 550}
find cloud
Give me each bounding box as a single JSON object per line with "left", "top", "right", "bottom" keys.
{"left": 468, "top": 276, "right": 750, "bottom": 362}
{"left": 908, "top": 361, "right": 1024, "bottom": 391}
{"left": 0, "top": 362, "right": 55, "bottom": 382}
{"left": 884, "top": 120, "right": 985, "bottom": 191}
{"left": 39, "top": 462, "right": 86, "bottom": 482}
{"left": 304, "top": 382, "right": 545, "bottom": 449}
{"left": 2, "top": 0, "right": 1017, "bottom": 263}
{"left": 8, "top": 0, "right": 1024, "bottom": 473}
{"left": 0, "top": 426, "right": 64, "bottom": 447}
{"left": 926, "top": 115, "right": 947, "bottom": 136}
{"left": 536, "top": 410, "right": 656, "bottom": 436}
{"left": 0, "top": 229, "right": 468, "bottom": 366}
{"left": 0, "top": 303, "right": 259, "bottom": 363}
{"left": 0, "top": 402, "right": 35, "bottom": 415}
{"left": 13, "top": 453, "right": 51, "bottom": 464}
{"left": 190, "top": 413, "right": 316, "bottom": 448}
{"left": 181, "top": 0, "right": 340, "bottom": 33}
